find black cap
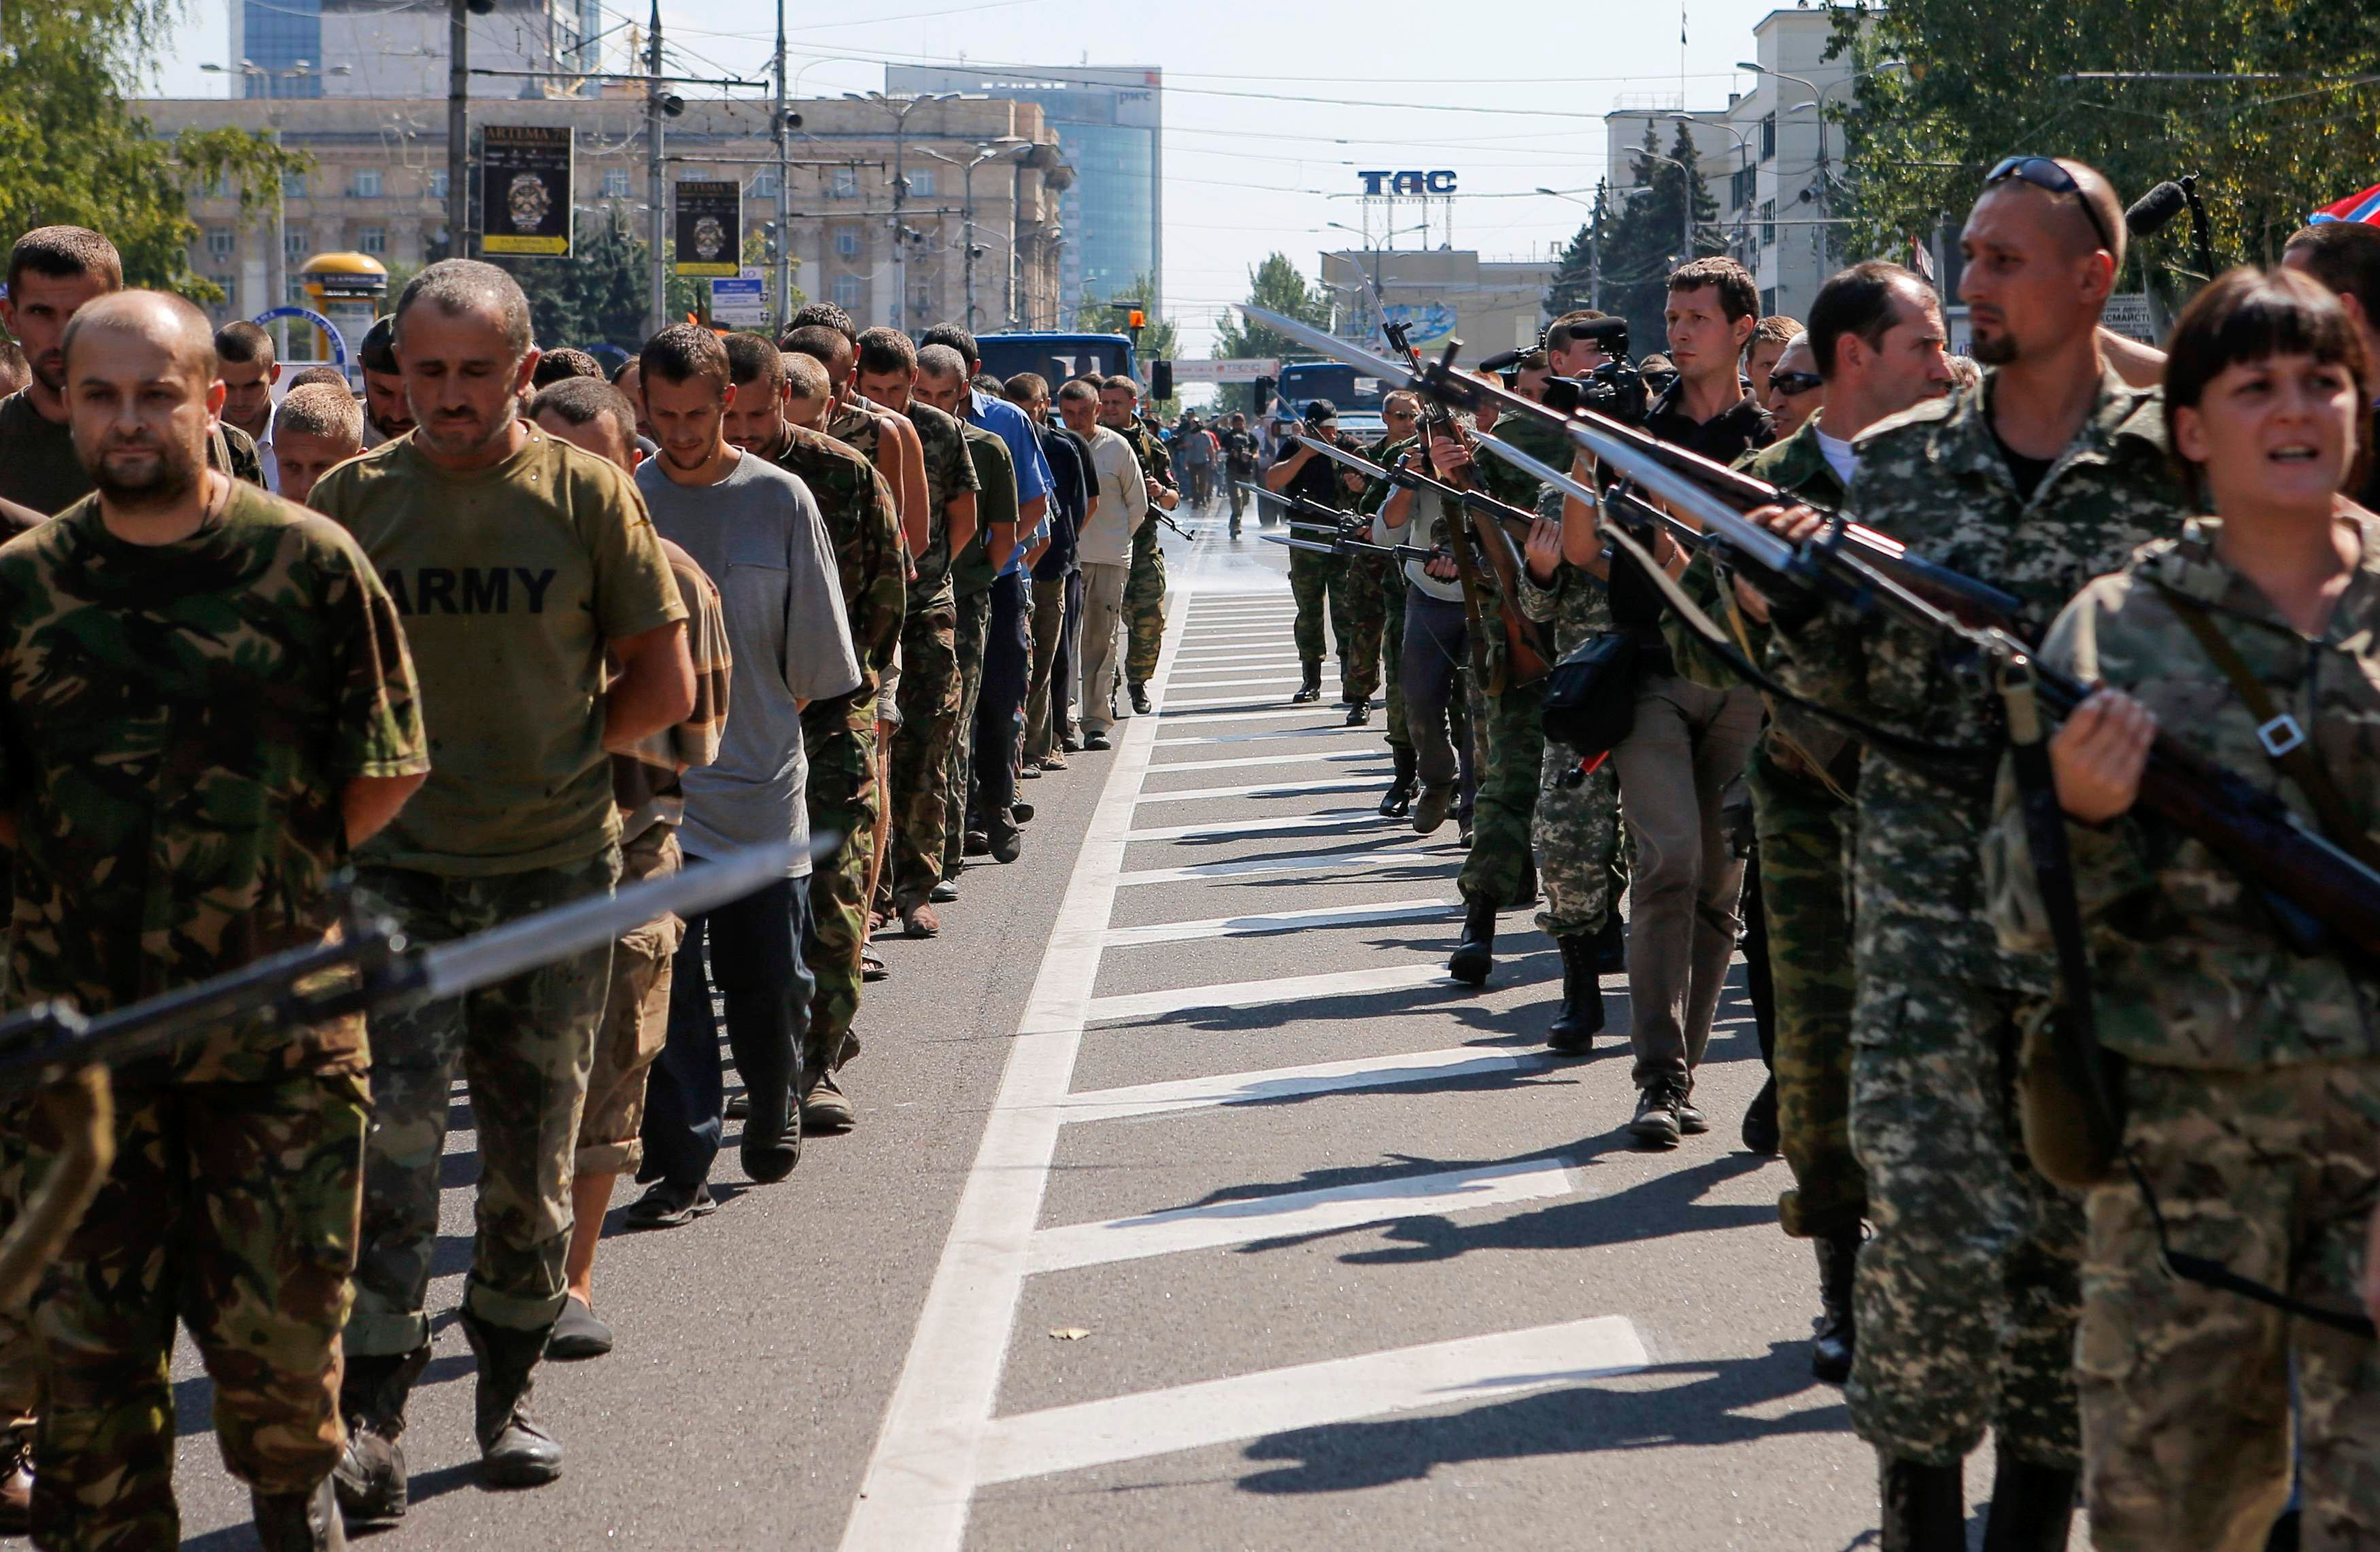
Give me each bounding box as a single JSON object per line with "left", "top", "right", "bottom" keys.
{"left": 1303, "top": 398, "right": 1337, "bottom": 421}
{"left": 360, "top": 315, "right": 399, "bottom": 375}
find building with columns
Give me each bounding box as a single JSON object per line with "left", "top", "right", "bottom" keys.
{"left": 135, "top": 92, "right": 1070, "bottom": 340}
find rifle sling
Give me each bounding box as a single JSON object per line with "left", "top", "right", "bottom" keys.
{"left": 2148, "top": 580, "right": 2380, "bottom": 872}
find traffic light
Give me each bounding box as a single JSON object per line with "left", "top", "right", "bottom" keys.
{"left": 1253, "top": 375, "right": 1276, "bottom": 415}
{"left": 1150, "top": 360, "right": 1174, "bottom": 401}
{"left": 762, "top": 220, "right": 779, "bottom": 260}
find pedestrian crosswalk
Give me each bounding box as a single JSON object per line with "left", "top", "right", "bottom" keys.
{"left": 838, "top": 514, "right": 1662, "bottom": 1552}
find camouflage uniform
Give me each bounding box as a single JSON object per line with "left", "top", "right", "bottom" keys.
{"left": 0, "top": 485, "right": 426, "bottom": 1548}
{"left": 888, "top": 400, "right": 977, "bottom": 912}
{"left": 1772, "top": 366, "right": 2186, "bottom": 1469}
{"left": 1693, "top": 423, "right": 1863, "bottom": 1239}
{"left": 1272, "top": 437, "right": 1365, "bottom": 685}
{"left": 1113, "top": 421, "right": 1173, "bottom": 689}
{"left": 945, "top": 427, "right": 1011, "bottom": 861}
{"left": 2017, "top": 515, "right": 2380, "bottom": 1549}
{"left": 775, "top": 426, "right": 902, "bottom": 1073}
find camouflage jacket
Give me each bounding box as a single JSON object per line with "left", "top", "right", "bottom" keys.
{"left": 0, "top": 483, "right": 428, "bottom": 1084}
{"left": 2011, "top": 513, "right": 2380, "bottom": 1069}
{"left": 1774, "top": 364, "right": 2186, "bottom": 988}
{"left": 905, "top": 399, "right": 977, "bottom": 610}
{"left": 772, "top": 423, "right": 904, "bottom": 708}
{"left": 1114, "top": 421, "right": 1173, "bottom": 564}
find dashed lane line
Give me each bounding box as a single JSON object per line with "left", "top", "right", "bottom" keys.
{"left": 1121, "top": 809, "right": 1383, "bottom": 843}
{"left": 1144, "top": 748, "right": 1387, "bottom": 775}
{"left": 1084, "top": 962, "right": 1452, "bottom": 1024}
{"left": 1100, "top": 897, "right": 1456, "bottom": 948}
{"left": 1047, "top": 1042, "right": 1562, "bottom": 1124}
{"left": 1114, "top": 844, "right": 1446, "bottom": 889}
{"left": 1132, "top": 774, "right": 1384, "bottom": 805}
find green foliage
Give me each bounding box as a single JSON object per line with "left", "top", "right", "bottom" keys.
{"left": 1828, "top": 0, "right": 2380, "bottom": 307}
{"left": 1076, "top": 271, "right": 1180, "bottom": 417}
{"left": 0, "top": 4, "right": 308, "bottom": 303}
{"left": 1542, "top": 179, "right": 1616, "bottom": 320}
{"left": 1210, "top": 252, "right": 1332, "bottom": 412}
{"left": 1593, "top": 122, "right": 1727, "bottom": 351}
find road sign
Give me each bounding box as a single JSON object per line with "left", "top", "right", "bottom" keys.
{"left": 709, "top": 276, "right": 766, "bottom": 326}
{"left": 1168, "top": 358, "right": 1279, "bottom": 384}
{"left": 2103, "top": 292, "right": 2158, "bottom": 345}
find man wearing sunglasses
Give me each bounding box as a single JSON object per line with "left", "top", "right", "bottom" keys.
{"left": 1761, "top": 345, "right": 1824, "bottom": 440}
{"left": 1761, "top": 158, "right": 2186, "bottom": 1549}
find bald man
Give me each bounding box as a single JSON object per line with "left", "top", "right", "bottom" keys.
{"left": 0, "top": 289, "right": 426, "bottom": 1549}
{"left": 1760, "top": 158, "right": 2187, "bottom": 1545}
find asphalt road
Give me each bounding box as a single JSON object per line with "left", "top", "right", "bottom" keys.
{"left": 158, "top": 504, "right": 2084, "bottom": 1549}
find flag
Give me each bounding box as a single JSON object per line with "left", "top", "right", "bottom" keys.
{"left": 2311, "top": 182, "right": 2380, "bottom": 226}
{"left": 1907, "top": 234, "right": 1937, "bottom": 285}
{"left": 1681, "top": 5, "right": 1688, "bottom": 45}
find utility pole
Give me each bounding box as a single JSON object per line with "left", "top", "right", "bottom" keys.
{"left": 890, "top": 132, "right": 908, "bottom": 333}
{"left": 771, "top": 0, "right": 792, "bottom": 337}
{"left": 645, "top": 0, "right": 666, "bottom": 341}
{"left": 1589, "top": 207, "right": 1602, "bottom": 312}
{"left": 445, "top": 0, "right": 470, "bottom": 258}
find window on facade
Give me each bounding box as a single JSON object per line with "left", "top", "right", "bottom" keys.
{"left": 830, "top": 167, "right": 858, "bottom": 199}
{"left": 832, "top": 273, "right": 864, "bottom": 309}
{"left": 206, "top": 227, "right": 236, "bottom": 260}
{"left": 908, "top": 169, "right": 935, "bottom": 199}
{"left": 352, "top": 169, "right": 382, "bottom": 198}
{"left": 1731, "top": 166, "right": 1754, "bottom": 211}
{"left": 282, "top": 171, "right": 308, "bottom": 199}
{"left": 430, "top": 170, "right": 449, "bottom": 201}
{"left": 751, "top": 170, "right": 781, "bottom": 198}
{"left": 1758, "top": 199, "right": 1775, "bottom": 247}
{"left": 603, "top": 169, "right": 630, "bottom": 198}
{"left": 1759, "top": 114, "right": 1776, "bottom": 162}
{"left": 834, "top": 227, "right": 860, "bottom": 258}
{"left": 285, "top": 230, "right": 310, "bottom": 263}
{"left": 911, "top": 285, "right": 932, "bottom": 317}
{"left": 359, "top": 226, "right": 387, "bottom": 255}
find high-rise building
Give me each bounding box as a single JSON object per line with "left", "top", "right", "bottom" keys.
{"left": 229, "top": 0, "right": 573, "bottom": 101}
{"left": 885, "top": 64, "right": 1159, "bottom": 320}
{"left": 227, "top": 0, "right": 324, "bottom": 98}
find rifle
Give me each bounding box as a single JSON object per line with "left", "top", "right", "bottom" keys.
{"left": 1146, "top": 508, "right": 1197, "bottom": 542}
{"left": 1289, "top": 433, "right": 1545, "bottom": 553}
{"left": 0, "top": 839, "right": 809, "bottom": 1310}
{"left": 1261, "top": 532, "right": 1442, "bottom": 566}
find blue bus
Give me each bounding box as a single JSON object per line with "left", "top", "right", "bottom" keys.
{"left": 1276, "top": 360, "right": 1389, "bottom": 440}
{"left": 974, "top": 331, "right": 1138, "bottom": 390}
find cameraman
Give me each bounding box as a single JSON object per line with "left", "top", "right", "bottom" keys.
{"left": 1263, "top": 398, "right": 1366, "bottom": 704}
{"left": 1555, "top": 257, "right": 1771, "bottom": 1148}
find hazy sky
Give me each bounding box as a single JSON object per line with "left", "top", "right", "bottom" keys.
{"left": 146, "top": 0, "right": 1802, "bottom": 353}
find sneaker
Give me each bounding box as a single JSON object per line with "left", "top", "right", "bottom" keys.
{"left": 1084, "top": 730, "right": 1112, "bottom": 751}
{"left": 546, "top": 1296, "right": 613, "bottom": 1360}
{"left": 1628, "top": 1085, "right": 1684, "bottom": 1148}
{"left": 802, "top": 1069, "right": 856, "bottom": 1133}
{"left": 930, "top": 878, "right": 961, "bottom": 903}
{"left": 1040, "top": 752, "right": 1070, "bottom": 772}
{"left": 903, "top": 902, "right": 942, "bottom": 938}
{"left": 624, "top": 1179, "right": 716, "bottom": 1230}
{"left": 1019, "top": 763, "right": 1043, "bottom": 780}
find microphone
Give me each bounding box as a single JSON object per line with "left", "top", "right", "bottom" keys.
{"left": 2126, "top": 181, "right": 2188, "bottom": 238}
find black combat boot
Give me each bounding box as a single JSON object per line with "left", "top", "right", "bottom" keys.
{"left": 1448, "top": 898, "right": 1496, "bottom": 986}
{"left": 458, "top": 1309, "right": 565, "bottom": 1487}
{"left": 1291, "top": 661, "right": 1323, "bottom": 703}
{"left": 1812, "top": 1230, "right": 1858, "bottom": 1384}
{"left": 1880, "top": 1454, "right": 1965, "bottom": 1552}
{"left": 252, "top": 1479, "right": 345, "bottom": 1551}
{"left": 1344, "top": 696, "right": 1370, "bottom": 727}
{"left": 1741, "top": 1073, "right": 1781, "bottom": 1156}
{"left": 1591, "top": 910, "right": 1627, "bottom": 973}
{"left": 1546, "top": 933, "right": 1605, "bottom": 1054}
{"left": 1979, "top": 1444, "right": 2077, "bottom": 1552}
{"left": 1129, "top": 682, "right": 1153, "bottom": 715}
{"left": 1378, "top": 745, "right": 1416, "bottom": 817}
{"left": 333, "top": 1345, "right": 428, "bottom": 1525}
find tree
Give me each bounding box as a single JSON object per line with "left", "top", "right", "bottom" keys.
{"left": 1076, "top": 272, "right": 1180, "bottom": 417}
{"left": 0, "top": 3, "right": 305, "bottom": 303}
{"left": 1826, "top": 0, "right": 2380, "bottom": 312}
{"left": 1210, "top": 252, "right": 1333, "bottom": 412}
{"left": 1595, "top": 123, "right": 1726, "bottom": 352}
{"left": 1542, "top": 179, "right": 1616, "bottom": 319}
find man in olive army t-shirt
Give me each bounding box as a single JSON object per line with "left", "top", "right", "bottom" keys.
{"left": 309, "top": 261, "right": 693, "bottom": 1513}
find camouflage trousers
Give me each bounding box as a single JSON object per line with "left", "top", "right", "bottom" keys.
{"left": 1748, "top": 746, "right": 1865, "bottom": 1241}
{"left": 575, "top": 824, "right": 682, "bottom": 1176}
{"left": 889, "top": 599, "right": 961, "bottom": 912}
{"left": 1332, "top": 553, "right": 1388, "bottom": 705}
{"left": 1125, "top": 524, "right": 1166, "bottom": 687}
{"left": 1382, "top": 568, "right": 1409, "bottom": 749}
{"left": 1289, "top": 545, "right": 1342, "bottom": 670}
{"left": 346, "top": 848, "right": 619, "bottom": 1356}
{"left": 1846, "top": 969, "right": 2084, "bottom": 1468}
{"left": 1459, "top": 676, "right": 1544, "bottom": 910}
{"left": 26, "top": 1069, "right": 367, "bottom": 1551}
{"left": 1531, "top": 739, "right": 1620, "bottom": 938}
{"left": 2080, "top": 1059, "right": 2380, "bottom": 1552}
{"left": 804, "top": 703, "right": 877, "bottom": 1075}
{"left": 945, "top": 587, "right": 993, "bottom": 869}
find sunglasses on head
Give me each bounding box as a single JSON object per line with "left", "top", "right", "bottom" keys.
{"left": 1984, "top": 156, "right": 2116, "bottom": 257}
{"left": 1767, "top": 370, "right": 1823, "bottom": 398}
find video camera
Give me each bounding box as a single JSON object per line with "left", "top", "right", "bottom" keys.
{"left": 1537, "top": 318, "right": 1650, "bottom": 428}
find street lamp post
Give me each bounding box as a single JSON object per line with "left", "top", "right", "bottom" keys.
{"left": 918, "top": 139, "right": 1030, "bottom": 333}
{"left": 201, "top": 60, "right": 351, "bottom": 349}
{"left": 1669, "top": 114, "right": 1756, "bottom": 262}
{"left": 1536, "top": 186, "right": 1601, "bottom": 310}
{"left": 844, "top": 91, "right": 959, "bottom": 331}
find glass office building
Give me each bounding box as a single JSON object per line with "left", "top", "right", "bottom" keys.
{"left": 231, "top": 0, "right": 324, "bottom": 97}
{"left": 885, "top": 64, "right": 1161, "bottom": 318}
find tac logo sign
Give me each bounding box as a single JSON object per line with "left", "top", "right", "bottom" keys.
{"left": 1357, "top": 171, "right": 1459, "bottom": 196}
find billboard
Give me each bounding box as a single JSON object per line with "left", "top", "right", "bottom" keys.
{"left": 480, "top": 126, "right": 573, "bottom": 258}
{"left": 674, "top": 182, "right": 743, "bottom": 277}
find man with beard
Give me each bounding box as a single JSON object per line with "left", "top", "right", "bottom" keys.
{"left": 1, "top": 288, "right": 426, "bottom": 1551}
{"left": 309, "top": 260, "right": 694, "bottom": 1516}
{"left": 356, "top": 317, "right": 413, "bottom": 449}
{"left": 0, "top": 227, "right": 262, "bottom": 514}
{"left": 214, "top": 320, "right": 282, "bottom": 488}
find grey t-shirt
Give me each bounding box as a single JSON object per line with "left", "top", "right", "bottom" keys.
{"left": 637, "top": 449, "right": 860, "bottom": 876}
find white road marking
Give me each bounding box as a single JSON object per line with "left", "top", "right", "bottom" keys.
{"left": 1115, "top": 844, "right": 1445, "bottom": 889}
{"left": 837, "top": 584, "right": 1192, "bottom": 1552}
{"left": 1160, "top": 692, "right": 1308, "bottom": 709}
{"left": 1049, "top": 1042, "right": 1561, "bottom": 1123}
{"left": 1159, "top": 674, "right": 1305, "bottom": 690}
{"left": 1159, "top": 705, "right": 1346, "bottom": 725}
{"left": 1102, "top": 897, "right": 1455, "bottom": 948}
{"left": 1027, "top": 1156, "right": 1582, "bottom": 1273}
{"left": 1123, "top": 809, "right": 1379, "bottom": 843}
{"left": 1154, "top": 724, "right": 1371, "bottom": 746}
{"left": 1085, "top": 962, "right": 1450, "bottom": 1024}
{"left": 972, "top": 1317, "right": 1651, "bottom": 1487}
{"left": 1134, "top": 774, "right": 1381, "bottom": 805}
{"left": 1146, "top": 748, "right": 1387, "bottom": 775}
